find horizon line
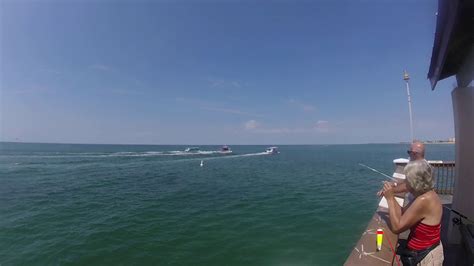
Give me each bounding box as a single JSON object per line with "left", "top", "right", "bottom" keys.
{"left": 0, "top": 141, "right": 418, "bottom": 146}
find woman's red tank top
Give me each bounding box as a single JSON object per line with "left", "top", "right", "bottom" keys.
{"left": 407, "top": 222, "right": 441, "bottom": 250}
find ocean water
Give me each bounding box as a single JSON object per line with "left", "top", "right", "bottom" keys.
{"left": 0, "top": 143, "right": 455, "bottom": 265}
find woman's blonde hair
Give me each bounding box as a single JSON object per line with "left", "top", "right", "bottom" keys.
{"left": 404, "top": 160, "right": 434, "bottom": 195}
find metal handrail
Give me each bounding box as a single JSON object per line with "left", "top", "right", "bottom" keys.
{"left": 429, "top": 161, "right": 456, "bottom": 195}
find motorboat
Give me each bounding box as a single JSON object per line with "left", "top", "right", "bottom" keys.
{"left": 265, "top": 146, "right": 279, "bottom": 154}
{"left": 184, "top": 147, "right": 200, "bottom": 153}
{"left": 219, "top": 145, "right": 232, "bottom": 154}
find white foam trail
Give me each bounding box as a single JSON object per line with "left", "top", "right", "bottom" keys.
{"left": 2, "top": 151, "right": 270, "bottom": 160}
{"left": 163, "top": 152, "right": 269, "bottom": 163}
{"left": 201, "top": 152, "right": 268, "bottom": 160}
{"left": 2, "top": 151, "right": 211, "bottom": 158}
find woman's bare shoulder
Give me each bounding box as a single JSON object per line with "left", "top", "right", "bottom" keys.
{"left": 415, "top": 191, "right": 443, "bottom": 224}
{"left": 411, "top": 191, "right": 442, "bottom": 212}
{"left": 425, "top": 190, "right": 442, "bottom": 204}
{"left": 416, "top": 190, "right": 440, "bottom": 202}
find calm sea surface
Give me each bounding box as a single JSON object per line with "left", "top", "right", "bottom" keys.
{"left": 0, "top": 143, "right": 455, "bottom": 265}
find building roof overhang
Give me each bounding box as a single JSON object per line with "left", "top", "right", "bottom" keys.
{"left": 428, "top": 0, "right": 474, "bottom": 90}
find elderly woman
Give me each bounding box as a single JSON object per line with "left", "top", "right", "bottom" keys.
{"left": 382, "top": 160, "right": 444, "bottom": 266}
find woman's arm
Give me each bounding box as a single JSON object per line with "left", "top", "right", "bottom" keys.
{"left": 383, "top": 182, "right": 425, "bottom": 234}
{"left": 377, "top": 180, "right": 408, "bottom": 197}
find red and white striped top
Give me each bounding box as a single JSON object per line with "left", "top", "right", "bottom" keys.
{"left": 407, "top": 222, "right": 441, "bottom": 250}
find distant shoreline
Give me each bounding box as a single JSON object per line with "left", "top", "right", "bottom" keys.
{"left": 398, "top": 142, "right": 455, "bottom": 145}
{"left": 0, "top": 141, "right": 455, "bottom": 146}
{"left": 423, "top": 142, "right": 455, "bottom": 145}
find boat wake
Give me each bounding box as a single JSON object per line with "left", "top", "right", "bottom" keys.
{"left": 178, "top": 152, "right": 269, "bottom": 162}
{"left": 3, "top": 150, "right": 263, "bottom": 158}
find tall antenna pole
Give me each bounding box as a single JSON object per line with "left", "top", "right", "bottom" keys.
{"left": 403, "top": 70, "right": 414, "bottom": 142}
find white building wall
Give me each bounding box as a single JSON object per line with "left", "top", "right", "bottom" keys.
{"left": 449, "top": 86, "right": 474, "bottom": 243}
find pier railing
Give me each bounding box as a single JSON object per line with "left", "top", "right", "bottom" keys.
{"left": 429, "top": 161, "right": 456, "bottom": 195}
{"left": 344, "top": 160, "right": 456, "bottom": 265}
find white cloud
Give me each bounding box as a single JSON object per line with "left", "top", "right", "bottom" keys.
{"left": 176, "top": 98, "right": 263, "bottom": 117}
{"left": 289, "top": 98, "right": 316, "bottom": 112}
{"left": 89, "top": 64, "right": 112, "bottom": 71}
{"left": 258, "top": 128, "right": 294, "bottom": 134}
{"left": 315, "top": 120, "right": 329, "bottom": 127}
{"left": 207, "top": 77, "right": 241, "bottom": 89}
{"left": 314, "top": 120, "right": 330, "bottom": 132}
{"left": 254, "top": 127, "right": 308, "bottom": 134}
{"left": 39, "top": 68, "right": 61, "bottom": 75}
{"left": 209, "top": 78, "right": 224, "bottom": 87}
{"left": 302, "top": 104, "right": 316, "bottom": 112}
{"left": 109, "top": 88, "right": 144, "bottom": 95}
{"left": 9, "top": 86, "right": 51, "bottom": 95}
{"left": 231, "top": 81, "right": 241, "bottom": 88}
{"left": 201, "top": 107, "right": 263, "bottom": 117}
{"left": 245, "top": 120, "right": 259, "bottom": 130}
{"left": 243, "top": 120, "right": 331, "bottom": 134}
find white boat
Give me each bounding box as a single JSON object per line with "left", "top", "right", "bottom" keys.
{"left": 219, "top": 145, "right": 232, "bottom": 154}
{"left": 265, "top": 146, "right": 279, "bottom": 154}
{"left": 184, "top": 147, "right": 200, "bottom": 153}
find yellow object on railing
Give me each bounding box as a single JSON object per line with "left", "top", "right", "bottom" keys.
{"left": 376, "top": 229, "right": 383, "bottom": 251}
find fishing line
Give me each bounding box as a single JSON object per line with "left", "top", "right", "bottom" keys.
{"left": 358, "top": 163, "right": 398, "bottom": 182}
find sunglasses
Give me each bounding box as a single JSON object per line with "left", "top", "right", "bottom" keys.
{"left": 407, "top": 150, "right": 418, "bottom": 155}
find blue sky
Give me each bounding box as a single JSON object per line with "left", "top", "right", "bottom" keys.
{"left": 1, "top": 0, "right": 456, "bottom": 144}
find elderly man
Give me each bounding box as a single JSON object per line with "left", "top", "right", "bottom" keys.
{"left": 378, "top": 141, "right": 426, "bottom": 196}
{"left": 408, "top": 141, "right": 426, "bottom": 161}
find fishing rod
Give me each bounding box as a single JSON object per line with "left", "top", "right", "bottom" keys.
{"left": 358, "top": 162, "right": 474, "bottom": 224}
{"left": 443, "top": 206, "right": 474, "bottom": 224}
{"left": 358, "top": 163, "right": 398, "bottom": 182}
